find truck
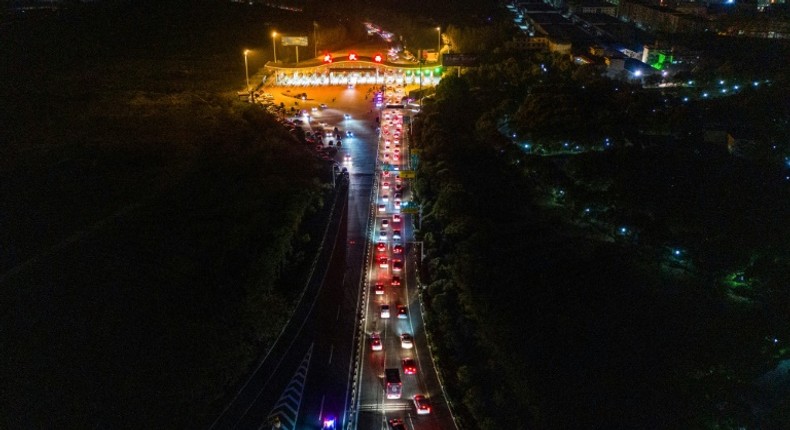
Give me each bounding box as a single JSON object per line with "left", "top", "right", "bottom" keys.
{"left": 385, "top": 368, "right": 402, "bottom": 399}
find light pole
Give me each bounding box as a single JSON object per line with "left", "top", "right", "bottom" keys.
{"left": 436, "top": 27, "right": 441, "bottom": 54}
{"left": 243, "top": 49, "right": 250, "bottom": 92}
{"left": 313, "top": 21, "right": 318, "bottom": 58}
{"left": 271, "top": 31, "right": 278, "bottom": 63}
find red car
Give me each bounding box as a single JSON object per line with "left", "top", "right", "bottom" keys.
{"left": 374, "top": 283, "right": 385, "bottom": 295}
{"left": 391, "top": 276, "right": 401, "bottom": 286}
{"left": 402, "top": 357, "right": 417, "bottom": 374}
{"left": 377, "top": 242, "right": 387, "bottom": 253}
{"left": 393, "top": 245, "right": 404, "bottom": 254}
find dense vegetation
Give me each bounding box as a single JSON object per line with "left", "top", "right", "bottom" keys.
{"left": 0, "top": 1, "right": 334, "bottom": 427}
{"left": 412, "top": 53, "right": 790, "bottom": 428}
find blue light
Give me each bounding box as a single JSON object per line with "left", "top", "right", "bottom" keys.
{"left": 733, "top": 85, "right": 740, "bottom": 90}
{"left": 702, "top": 92, "right": 709, "bottom": 98}
{"left": 719, "top": 80, "right": 725, "bottom": 85}
{"left": 721, "top": 88, "right": 727, "bottom": 93}
{"left": 584, "top": 207, "right": 591, "bottom": 213}
{"left": 563, "top": 142, "right": 569, "bottom": 148}
{"left": 682, "top": 97, "right": 689, "bottom": 102}
{"left": 753, "top": 81, "right": 760, "bottom": 87}
{"left": 673, "top": 249, "right": 682, "bottom": 257}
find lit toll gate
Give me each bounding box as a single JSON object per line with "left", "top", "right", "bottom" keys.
{"left": 265, "top": 53, "right": 443, "bottom": 87}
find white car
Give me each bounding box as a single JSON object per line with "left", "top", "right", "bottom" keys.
{"left": 381, "top": 305, "right": 391, "bottom": 319}
{"left": 371, "top": 332, "right": 383, "bottom": 351}
{"left": 379, "top": 230, "right": 387, "bottom": 241}
{"left": 413, "top": 395, "right": 431, "bottom": 415}
{"left": 381, "top": 219, "right": 389, "bottom": 229}
{"left": 378, "top": 204, "right": 386, "bottom": 213}
{"left": 382, "top": 195, "right": 389, "bottom": 203}
{"left": 382, "top": 182, "right": 390, "bottom": 190}
{"left": 400, "top": 333, "right": 413, "bottom": 349}
{"left": 393, "top": 229, "right": 401, "bottom": 240}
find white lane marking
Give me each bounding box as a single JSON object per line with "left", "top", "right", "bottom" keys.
{"left": 328, "top": 344, "right": 334, "bottom": 365}
{"left": 319, "top": 394, "right": 325, "bottom": 422}
{"left": 337, "top": 304, "right": 341, "bottom": 321}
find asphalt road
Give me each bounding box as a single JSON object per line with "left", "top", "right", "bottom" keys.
{"left": 353, "top": 103, "right": 456, "bottom": 430}
{"left": 210, "top": 84, "right": 380, "bottom": 430}
{"left": 211, "top": 83, "right": 454, "bottom": 430}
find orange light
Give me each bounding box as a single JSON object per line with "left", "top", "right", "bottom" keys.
{"left": 373, "top": 54, "right": 383, "bottom": 62}
{"left": 323, "top": 53, "right": 333, "bottom": 63}
{"left": 348, "top": 52, "right": 358, "bottom": 61}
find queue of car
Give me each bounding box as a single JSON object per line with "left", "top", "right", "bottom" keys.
{"left": 367, "top": 105, "right": 432, "bottom": 427}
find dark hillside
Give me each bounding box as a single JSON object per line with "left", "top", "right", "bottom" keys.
{"left": 0, "top": 1, "right": 328, "bottom": 427}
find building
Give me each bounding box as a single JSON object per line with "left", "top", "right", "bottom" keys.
{"left": 618, "top": 0, "right": 713, "bottom": 33}
{"left": 569, "top": 0, "right": 618, "bottom": 16}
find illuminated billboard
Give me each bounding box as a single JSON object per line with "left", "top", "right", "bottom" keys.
{"left": 281, "top": 36, "right": 308, "bottom": 47}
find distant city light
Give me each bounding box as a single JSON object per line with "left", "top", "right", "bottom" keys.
{"left": 719, "top": 80, "right": 725, "bottom": 85}
{"left": 702, "top": 92, "right": 709, "bottom": 98}
{"left": 733, "top": 85, "right": 740, "bottom": 90}
{"left": 683, "top": 97, "right": 689, "bottom": 102}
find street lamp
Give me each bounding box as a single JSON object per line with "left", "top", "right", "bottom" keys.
{"left": 271, "top": 31, "right": 278, "bottom": 63}
{"left": 436, "top": 27, "right": 441, "bottom": 54}
{"left": 243, "top": 49, "right": 250, "bottom": 92}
